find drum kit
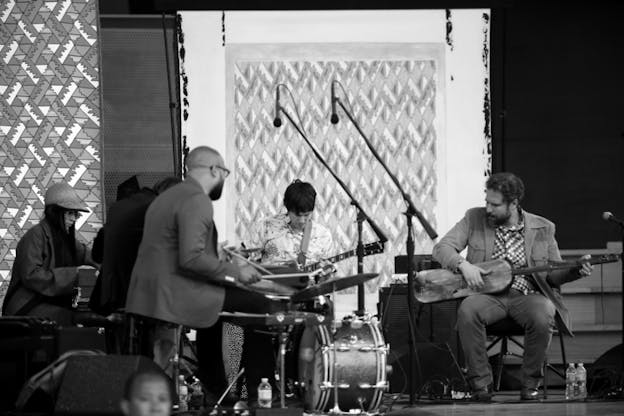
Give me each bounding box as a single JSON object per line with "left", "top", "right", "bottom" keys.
{"left": 220, "top": 249, "right": 389, "bottom": 415}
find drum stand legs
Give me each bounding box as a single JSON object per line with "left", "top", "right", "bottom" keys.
{"left": 329, "top": 287, "right": 343, "bottom": 415}
{"left": 278, "top": 331, "right": 289, "bottom": 408}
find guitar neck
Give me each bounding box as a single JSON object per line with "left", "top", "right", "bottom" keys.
{"left": 302, "top": 249, "right": 356, "bottom": 272}
{"left": 513, "top": 255, "right": 620, "bottom": 276}
{"left": 301, "top": 242, "right": 384, "bottom": 272}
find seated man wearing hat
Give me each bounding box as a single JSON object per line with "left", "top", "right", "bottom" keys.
{"left": 2, "top": 182, "right": 95, "bottom": 326}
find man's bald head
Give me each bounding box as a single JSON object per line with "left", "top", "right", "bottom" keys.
{"left": 186, "top": 146, "right": 223, "bottom": 172}
{"left": 185, "top": 146, "right": 228, "bottom": 200}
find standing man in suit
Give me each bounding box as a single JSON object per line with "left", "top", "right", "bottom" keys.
{"left": 432, "top": 172, "right": 593, "bottom": 401}
{"left": 125, "top": 146, "right": 274, "bottom": 403}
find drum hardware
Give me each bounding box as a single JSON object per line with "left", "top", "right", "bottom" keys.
{"left": 291, "top": 273, "right": 378, "bottom": 303}
{"left": 297, "top": 315, "right": 388, "bottom": 414}
{"left": 219, "top": 311, "right": 326, "bottom": 409}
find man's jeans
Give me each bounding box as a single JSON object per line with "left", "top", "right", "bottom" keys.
{"left": 457, "top": 289, "right": 556, "bottom": 390}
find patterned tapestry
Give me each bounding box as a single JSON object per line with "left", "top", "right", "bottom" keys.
{"left": 0, "top": 0, "right": 102, "bottom": 305}
{"left": 230, "top": 60, "right": 439, "bottom": 289}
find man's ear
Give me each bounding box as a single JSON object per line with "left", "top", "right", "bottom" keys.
{"left": 120, "top": 399, "right": 130, "bottom": 416}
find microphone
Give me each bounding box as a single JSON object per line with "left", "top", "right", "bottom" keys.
{"left": 602, "top": 211, "right": 624, "bottom": 226}
{"left": 330, "top": 81, "right": 339, "bottom": 124}
{"left": 273, "top": 86, "right": 282, "bottom": 127}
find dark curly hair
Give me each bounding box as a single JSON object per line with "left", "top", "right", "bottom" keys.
{"left": 486, "top": 172, "right": 525, "bottom": 204}
{"left": 283, "top": 180, "right": 316, "bottom": 214}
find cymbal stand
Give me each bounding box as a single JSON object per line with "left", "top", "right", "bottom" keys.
{"left": 332, "top": 80, "right": 438, "bottom": 405}
{"left": 278, "top": 329, "right": 289, "bottom": 408}
{"left": 329, "top": 283, "right": 342, "bottom": 414}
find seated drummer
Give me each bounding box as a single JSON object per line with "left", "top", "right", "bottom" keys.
{"left": 246, "top": 179, "right": 334, "bottom": 271}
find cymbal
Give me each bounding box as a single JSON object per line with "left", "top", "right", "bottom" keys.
{"left": 249, "top": 279, "right": 297, "bottom": 297}
{"left": 262, "top": 273, "right": 313, "bottom": 288}
{"left": 292, "top": 273, "right": 378, "bottom": 302}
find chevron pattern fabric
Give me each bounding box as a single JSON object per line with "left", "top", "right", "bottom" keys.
{"left": 0, "top": 0, "right": 102, "bottom": 303}
{"left": 230, "top": 60, "right": 439, "bottom": 289}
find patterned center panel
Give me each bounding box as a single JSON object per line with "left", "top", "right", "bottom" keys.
{"left": 230, "top": 60, "right": 438, "bottom": 289}
{"left": 0, "top": 0, "right": 102, "bottom": 302}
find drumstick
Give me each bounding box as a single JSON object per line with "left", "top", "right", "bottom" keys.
{"left": 222, "top": 246, "right": 273, "bottom": 275}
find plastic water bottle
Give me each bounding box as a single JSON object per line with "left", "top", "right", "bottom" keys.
{"left": 575, "top": 363, "right": 587, "bottom": 400}
{"left": 178, "top": 375, "right": 189, "bottom": 411}
{"left": 565, "top": 363, "right": 576, "bottom": 400}
{"left": 257, "top": 377, "right": 272, "bottom": 408}
{"left": 189, "top": 376, "right": 204, "bottom": 410}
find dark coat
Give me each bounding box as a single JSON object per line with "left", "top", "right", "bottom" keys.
{"left": 2, "top": 219, "right": 89, "bottom": 326}
{"left": 124, "top": 177, "right": 241, "bottom": 328}
{"left": 89, "top": 189, "right": 156, "bottom": 315}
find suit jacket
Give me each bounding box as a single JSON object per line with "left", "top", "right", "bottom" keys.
{"left": 432, "top": 207, "right": 581, "bottom": 336}
{"left": 2, "top": 219, "right": 89, "bottom": 325}
{"left": 124, "top": 177, "right": 240, "bottom": 328}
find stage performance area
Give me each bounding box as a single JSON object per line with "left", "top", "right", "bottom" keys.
{"left": 1, "top": 1, "right": 623, "bottom": 416}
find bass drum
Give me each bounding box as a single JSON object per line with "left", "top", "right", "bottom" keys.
{"left": 297, "top": 317, "right": 388, "bottom": 413}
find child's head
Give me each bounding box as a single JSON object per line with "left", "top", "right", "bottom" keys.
{"left": 120, "top": 370, "right": 173, "bottom": 416}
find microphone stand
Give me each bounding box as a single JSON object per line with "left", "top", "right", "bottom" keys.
{"left": 276, "top": 103, "right": 388, "bottom": 317}
{"left": 334, "top": 95, "right": 438, "bottom": 406}
{"left": 614, "top": 221, "right": 624, "bottom": 350}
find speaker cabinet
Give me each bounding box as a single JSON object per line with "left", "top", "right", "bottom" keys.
{"left": 379, "top": 284, "right": 464, "bottom": 394}
{"left": 55, "top": 355, "right": 167, "bottom": 415}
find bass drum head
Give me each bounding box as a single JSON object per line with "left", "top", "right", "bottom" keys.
{"left": 297, "top": 324, "right": 331, "bottom": 411}
{"left": 297, "top": 319, "right": 387, "bottom": 413}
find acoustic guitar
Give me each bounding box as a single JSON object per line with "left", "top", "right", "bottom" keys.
{"left": 414, "top": 254, "right": 621, "bottom": 304}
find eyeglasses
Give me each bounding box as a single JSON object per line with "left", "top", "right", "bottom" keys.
{"left": 212, "top": 165, "right": 231, "bottom": 178}
{"left": 65, "top": 210, "right": 82, "bottom": 218}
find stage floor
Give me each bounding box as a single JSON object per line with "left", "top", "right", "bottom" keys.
{"left": 382, "top": 390, "right": 624, "bottom": 416}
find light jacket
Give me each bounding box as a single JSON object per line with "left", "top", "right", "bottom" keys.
{"left": 432, "top": 207, "right": 581, "bottom": 336}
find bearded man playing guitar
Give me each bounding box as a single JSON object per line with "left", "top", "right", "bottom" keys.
{"left": 432, "top": 172, "right": 593, "bottom": 402}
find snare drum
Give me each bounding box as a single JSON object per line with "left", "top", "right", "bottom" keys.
{"left": 297, "top": 316, "right": 388, "bottom": 413}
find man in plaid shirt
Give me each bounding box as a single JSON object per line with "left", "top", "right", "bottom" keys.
{"left": 433, "top": 172, "right": 593, "bottom": 401}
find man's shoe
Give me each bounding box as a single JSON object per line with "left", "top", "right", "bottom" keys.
{"left": 520, "top": 387, "right": 540, "bottom": 401}
{"left": 471, "top": 385, "right": 493, "bottom": 402}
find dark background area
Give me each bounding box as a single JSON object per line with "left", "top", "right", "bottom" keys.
{"left": 99, "top": 0, "right": 624, "bottom": 249}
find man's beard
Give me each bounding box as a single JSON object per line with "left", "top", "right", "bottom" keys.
{"left": 487, "top": 209, "right": 511, "bottom": 227}
{"left": 209, "top": 180, "right": 224, "bottom": 200}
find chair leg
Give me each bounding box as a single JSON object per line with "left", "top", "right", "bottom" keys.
{"left": 559, "top": 331, "right": 567, "bottom": 370}
{"left": 543, "top": 359, "right": 548, "bottom": 399}
{"left": 495, "top": 337, "right": 508, "bottom": 391}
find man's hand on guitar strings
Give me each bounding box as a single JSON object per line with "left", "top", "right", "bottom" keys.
{"left": 458, "top": 260, "right": 492, "bottom": 290}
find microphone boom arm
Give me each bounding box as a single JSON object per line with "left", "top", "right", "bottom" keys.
{"left": 333, "top": 92, "right": 437, "bottom": 405}
{"left": 278, "top": 105, "right": 388, "bottom": 245}
{"left": 335, "top": 98, "right": 438, "bottom": 240}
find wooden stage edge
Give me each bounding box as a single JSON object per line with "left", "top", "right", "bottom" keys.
{"left": 381, "top": 390, "right": 624, "bottom": 416}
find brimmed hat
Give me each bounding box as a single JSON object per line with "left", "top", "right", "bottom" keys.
{"left": 44, "top": 183, "right": 89, "bottom": 212}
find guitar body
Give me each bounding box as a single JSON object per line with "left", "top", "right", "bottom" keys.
{"left": 414, "top": 259, "right": 513, "bottom": 303}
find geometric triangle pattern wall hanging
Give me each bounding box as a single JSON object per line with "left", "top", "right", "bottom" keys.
{"left": 0, "top": 0, "right": 102, "bottom": 304}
